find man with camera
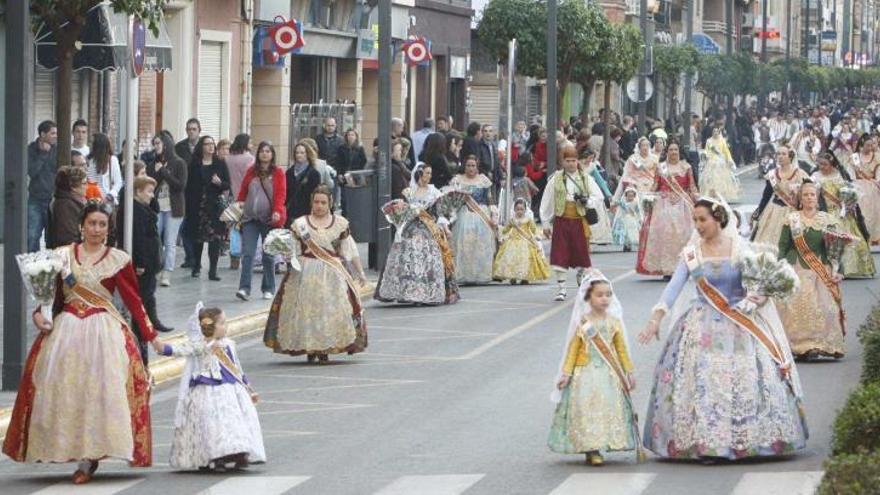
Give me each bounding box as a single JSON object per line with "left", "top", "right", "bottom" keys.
{"left": 540, "top": 144, "right": 601, "bottom": 301}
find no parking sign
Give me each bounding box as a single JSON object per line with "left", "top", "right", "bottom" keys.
{"left": 269, "top": 16, "right": 305, "bottom": 55}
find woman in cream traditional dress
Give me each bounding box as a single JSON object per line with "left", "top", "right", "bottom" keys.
{"left": 375, "top": 163, "right": 460, "bottom": 305}
{"left": 776, "top": 182, "right": 847, "bottom": 359}
{"left": 449, "top": 155, "right": 498, "bottom": 284}
{"left": 264, "top": 186, "right": 368, "bottom": 364}
{"left": 580, "top": 150, "right": 613, "bottom": 245}
{"left": 699, "top": 126, "right": 741, "bottom": 202}
{"left": 751, "top": 145, "right": 810, "bottom": 246}
{"left": 638, "top": 198, "right": 808, "bottom": 461}
{"left": 3, "top": 203, "right": 160, "bottom": 484}
{"left": 613, "top": 137, "right": 658, "bottom": 202}
{"left": 812, "top": 153, "right": 875, "bottom": 278}
{"left": 636, "top": 141, "right": 699, "bottom": 277}
{"left": 851, "top": 135, "right": 880, "bottom": 245}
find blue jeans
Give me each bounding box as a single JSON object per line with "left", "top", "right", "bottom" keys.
{"left": 157, "top": 211, "right": 183, "bottom": 272}
{"left": 238, "top": 220, "right": 275, "bottom": 294}
{"left": 27, "top": 199, "right": 50, "bottom": 252}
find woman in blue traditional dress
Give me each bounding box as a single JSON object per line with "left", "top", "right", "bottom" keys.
{"left": 638, "top": 197, "right": 808, "bottom": 461}
{"left": 374, "top": 163, "right": 460, "bottom": 305}
{"left": 448, "top": 155, "right": 498, "bottom": 284}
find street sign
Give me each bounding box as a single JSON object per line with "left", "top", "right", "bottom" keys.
{"left": 692, "top": 33, "right": 721, "bottom": 55}
{"left": 269, "top": 16, "right": 305, "bottom": 55}
{"left": 131, "top": 17, "right": 145, "bottom": 77}
{"left": 626, "top": 77, "right": 653, "bottom": 103}
{"left": 402, "top": 37, "right": 432, "bottom": 66}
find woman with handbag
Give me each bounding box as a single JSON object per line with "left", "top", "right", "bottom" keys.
{"left": 184, "top": 136, "right": 230, "bottom": 281}
{"left": 235, "top": 142, "right": 287, "bottom": 301}
{"left": 540, "top": 144, "right": 602, "bottom": 301}
{"left": 636, "top": 141, "right": 699, "bottom": 277}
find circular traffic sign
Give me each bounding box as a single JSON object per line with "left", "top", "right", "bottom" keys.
{"left": 626, "top": 77, "right": 653, "bottom": 103}
{"left": 274, "top": 24, "right": 300, "bottom": 52}
{"left": 406, "top": 41, "right": 428, "bottom": 64}
{"left": 131, "top": 17, "right": 146, "bottom": 77}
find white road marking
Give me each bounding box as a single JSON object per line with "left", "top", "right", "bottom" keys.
{"left": 735, "top": 164, "right": 760, "bottom": 176}
{"left": 373, "top": 474, "right": 485, "bottom": 495}
{"left": 549, "top": 473, "right": 656, "bottom": 495}
{"left": 197, "top": 476, "right": 311, "bottom": 495}
{"left": 730, "top": 471, "right": 824, "bottom": 495}
{"left": 32, "top": 477, "right": 145, "bottom": 495}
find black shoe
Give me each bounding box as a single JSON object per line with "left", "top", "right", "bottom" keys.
{"left": 209, "top": 273, "right": 221, "bottom": 281}
{"left": 191, "top": 270, "right": 201, "bottom": 278}
{"left": 182, "top": 261, "right": 193, "bottom": 269}
{"left": 155, "top": 322, "right": 174, "bottom": 333}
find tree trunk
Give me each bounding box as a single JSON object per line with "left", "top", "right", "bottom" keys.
{"left": 601, "top": 80, "right": 612, "bottom": 171}
{"left": 579, "top": 78, "right": 596, "bottom": 123}
{"left": 53, "top": 22, "right": 86, "bottom": 167}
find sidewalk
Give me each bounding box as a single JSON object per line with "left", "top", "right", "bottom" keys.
{"left": 0, "top": 242, "right": 377, "bottom": 410}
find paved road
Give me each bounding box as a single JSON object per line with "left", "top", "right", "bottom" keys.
{"left": 0, "top": 171, "right": 876, "bottom": 494}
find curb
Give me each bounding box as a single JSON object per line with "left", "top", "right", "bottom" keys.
{"left": 0, "top": 281, "right": 376, "bottom": 442}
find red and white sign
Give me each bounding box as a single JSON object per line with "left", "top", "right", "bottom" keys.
{"left": 269, "top": 16, "right": 305, "bottom": 55}
{"left": 402, "top": 37, "right": 432, "bottom": 66}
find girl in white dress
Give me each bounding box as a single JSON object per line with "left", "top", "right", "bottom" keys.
{"left": 156, "top": 303, "right": 266, "bottom": 471}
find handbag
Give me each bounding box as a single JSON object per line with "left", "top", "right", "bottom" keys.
{"left": 220, "top": 199, "right": 243, "bottom": 224}
{"left": 585, "top": 205, "right": 599, "bottom": 226}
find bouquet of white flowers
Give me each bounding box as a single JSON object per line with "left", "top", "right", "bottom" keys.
{"left": 263, "top": 229, "right": 301, "bottom": 271}
{"left": 824, "top": 230, "right": 855, "bottom": 263}
{"left": 641, "top": 193, "right": 657, "bottom": 214}
{"left": 16, "top": 250, "right": 65, "bottom": 325}
{"left": 736, "top": 248, "right": 800, "bottom": 302}
{"left": 838, "top": 185, "right": 860, "bottom": 217}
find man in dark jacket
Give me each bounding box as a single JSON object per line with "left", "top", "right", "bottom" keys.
{"left": 461, "top": 121, "right": 482, "bottom": 163}
{"left": 175, "top": 118, "right": 201, "bottom": 165}
{"left": 315, "top": 117, "right": 344, "bottom": 167}
{"left": 478, "top": 124, "right": 500, "bottom": 191}
{"left": 28, "top": 120, "right": 58, "bottom": 252}
{"left": 125, "top": 177, "right": 173, "bottom": 363}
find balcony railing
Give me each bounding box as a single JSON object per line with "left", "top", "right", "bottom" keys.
{"left": 703, "top": 20, "right": 730, "bottom": 35}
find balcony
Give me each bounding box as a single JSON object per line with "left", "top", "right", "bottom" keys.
{"left": 702, "top": 20, "right": 730, "bottom": 36}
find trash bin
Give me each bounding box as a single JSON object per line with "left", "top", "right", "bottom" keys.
{"left": 342, "top": 169, "right": 376, "bottom": 243}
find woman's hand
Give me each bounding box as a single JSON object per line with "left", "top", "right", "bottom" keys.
{"left": 136, "top": 267, "right": 145, "bottom": 275}
{"left": 543, "top": 227, "right": 552, "bottom": 239}
{"left": 747, "top": 294, "right": 768, "bottom": 306}
{"left": 627, "top": 372, "right": 637, "bottom": 391}
{"left": 271, "top": 212, "right": 281, "bottom": 224}
{"left": 155, "top": 161, "right": 165, "bottom": 171}
{"left": 556, "top": 375, "right": 570, "bottom": 390}
{"left": 832, "top": 272, "right": 844, "bottom": 283}
{"left": 211, "top": 174, "right": 221, "bottom": 186}
{"left": 638, "top": 320, "right": 660, "bottom": 344}
{"left": 33, "top": 311, "right": 52, "bottom": 334}
{"left": 250, "top": 392, "right": 260, "bottom": 404}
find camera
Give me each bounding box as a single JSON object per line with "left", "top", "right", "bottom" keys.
{"left": 573, "top": 193, "right": 590, "bottom": 208}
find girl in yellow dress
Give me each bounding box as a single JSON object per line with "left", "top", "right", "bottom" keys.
{"left": 493, "top": 199, "right": 550, "bottom": 284}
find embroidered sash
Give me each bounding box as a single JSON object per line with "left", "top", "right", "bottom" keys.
{"left": 659, "top": 165, "right": 693, "bottom": 207}
{"left": 211, "top": 345, "right": 257, "bottom": 396}
{"left": 581, "top": 323, "right": 644, "bottom": 461}
{"left": 683, "top": 247, "right": 789, "bottom": 371}
{"left": 789, "top": 214, "right": 846, "bottom": 334}
{"left": 298, "top": 225, "right": 364, "bottom": 322}
{"left": 768, "top": 170, "right": 799, "bottom": 209}
{"left": 462, "top": 193, "right": 496, "bottom": 231}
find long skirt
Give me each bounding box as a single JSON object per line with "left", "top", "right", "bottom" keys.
{"left": 700, "top": 159, "right": 741, "bottom": 202}
{"left": 589, "top": 203, "right": 613, "bottom": 245}
{"left": 376, "top": 219, "right": 456, "bottom": 304}
{"left": 855, "top": 179, "right": 880, "bottom": 244}
{"left": 451, "top": 208, "right": 496, "bottom": 284}
{"left": 3, "top": 311, "right": 152, "bottom": 465}
{"left": 776, "top": 264, "right": 846, "bottom": 358}
{"left": 548, "top": 361, "right": 636, "bottom": 454}
{"left": 170, "top": 383, "right": 266, "bottom": 469}
{"left": 264, "top": 257, "right": 366, "bottom": 355}
{"left": 612, "top": 212, "right": 641, "bottom": 248}
{"left": 636, "top": 195, "right": 693, "bottom": 276}
{"left": 839, "top": 214, "right": 876, "bottom": 278}
{"left": 643, "top": 302, "right": 808, "bottom": 460}
{"left": 752, "top": 202, "right": 793, "bottom": 246}
{"left": 493, "top": 235, "right": 550, "bottom": 282}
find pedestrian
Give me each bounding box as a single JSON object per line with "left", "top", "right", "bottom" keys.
{"left": 579, "top": 149, "right": 613, "bottom": 246}
{"left": 375, "top": 163, "right": 459, "bottom": 305}
{"left": 478, "top": 123, "right": 500, "bottom": 181}
{"left": 299, "top": 138, "right": 337, "bottom": 192}
{"left": 126, "top": 175, "right": 174, "bottom": 345}
{"left": 225, "top": 134, "right": 255, "bottom": 271}
{"left": 636, "top": 141, "right": 698, "bottom": 277}
{"left": 264, "top": 185, "right": 368, "bottom": 364}
{"left": 27, "top": 120, "right": 59, "bottom": 252}
{"left": 147, "top": 132, "right": 188, "bottom": 287}
{"left": 71, "top": 119, "right": 89, "bottom": 157}
{"left": 699, "top": 124, "right": 741, "bottom": 202}
{"left": 236, "top": 141, "right": 287, "bottom": 301}
{"left": 184, "top": 135, "right": 230, "bottom": 280}
{"left": 611, "top": 187, "right": 643, "bottom": 252}
{"left": 177, "top": 119, "right": 201, "bottom": 269}
{"left": 155, "top": 303, "right": 266, "bottom": 471}
{"left": 424, "top": 133, "right": 453, "bottom": 188}
{"left": 449, "top": 154, "right": 498, "bottom": 285}
{"left": 71, "top": 150, "right": 87, "bottom": 169}
{"left": 776, "top": 181, "right": 847, "bottom": 360}
{"left": 493, "top": 198, "right": 550, "bottom": 284}
{"left": 612, "top": 137, "right": 658, "bottom": 203}
{"left": 315, "top": 117, "right": 343, "bottom": 167}
{"left": 526, "top": 128, "right": 549, "bottom": 219}
{"left": 390, "top": 139, "right": 411, "bottom": 200}
{"left": 3, "top": 202, "right": 163, "bottom": 484}
{"left": 86, "top": 133, "right": 123, "bottom": 206}
{"left": 550, "top": 271, "right": 639, "bottom": 466}
{"left": 336, "top": 128, "right": 368, "bottom": 178}
{"left": 751, "top": 145, "right": 810, "bottom": 245}
{"left": 638, "top": 197, "right": 808, "bottom": 462}
{"left": 216, "top": 138, "right": 231, "bottom": 162}
{"left": 445, "top": 131, "right": 463, "bottom": 174}
{"left": 285, "top": 143, "right": 322, "bottom": 224}
{"left": 540, "top": 144, "right": 598, "bottom": 301}
{"left": 392, "top": 117, "right": 416, "bottom": 166}
{"left": 851, "top": 135, "right": 880, "bottom": 245}
{"left": 461, "top": 122, "right": 482, "bottom": 163}
{"left": 411, "top": 118, "right": 434, "bottom": 161}
{"left": 48, "top": 165, "right": 87, "bottom": 248}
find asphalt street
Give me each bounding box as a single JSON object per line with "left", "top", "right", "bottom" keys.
{"left": 0, "top": 169, "right": 877, "bottom": 495}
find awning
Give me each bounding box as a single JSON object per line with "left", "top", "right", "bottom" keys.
{"left": 35, "top": 1, "right": 173, "bottom": 72}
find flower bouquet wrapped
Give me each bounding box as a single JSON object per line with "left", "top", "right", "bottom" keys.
{"left": 16, "top": 250, "right": 65, "bottom": 325}
{"left": 263, "top": 229, "right": 301, "bottom": 271}
{"left": 736, "top": 248, "right": 800, "bottom": 302}
{"left": 824, "top": 230, "right": 855, "bottom": 263}
{"left": 838, "top": 184, "right": 860, "bottom": 218}
{"left": 641, "top": 193, "right": 657, "bottom": 214}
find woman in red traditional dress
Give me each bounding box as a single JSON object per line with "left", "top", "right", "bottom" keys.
{"left": 3, "top": 202, "right": 161, "bottom": 484}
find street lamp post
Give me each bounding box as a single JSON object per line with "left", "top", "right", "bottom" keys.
{"left": 547, "top": 0, "right": 557, "bottom": 174}
{"left": 683, "top": 0, "right": 693, "bottom": 150}
{"left": 375, "top": 0, "right": 392, "bottom": 272}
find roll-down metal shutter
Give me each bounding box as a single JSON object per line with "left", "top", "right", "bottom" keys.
{"left": 469, "top": 85, "right": 500, "bottom": 129}
{"left": 198, "top": 41, "right": 224, "bottom": 139}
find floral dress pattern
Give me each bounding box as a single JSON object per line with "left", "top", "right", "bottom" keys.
{"left": 449, "top": 175, "right": 498, "bottom": 284}
{"left": 812, "top": 171, "right": 875, "bottom": 278}
{"left": 636, "top": 164, "right": 697, "bottom": 276}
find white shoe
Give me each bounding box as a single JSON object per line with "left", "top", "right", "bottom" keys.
{"left": 262, "top": 291, "right": 274, "bottom": 300}
{"left": 554, "top": 288, "right": 567, "bottom": 301}
{"left": 236, "top": 290, "right": 249, "bottom": 301}
{"left": 159, "top": 271, "right": 171, "bottom": 287}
